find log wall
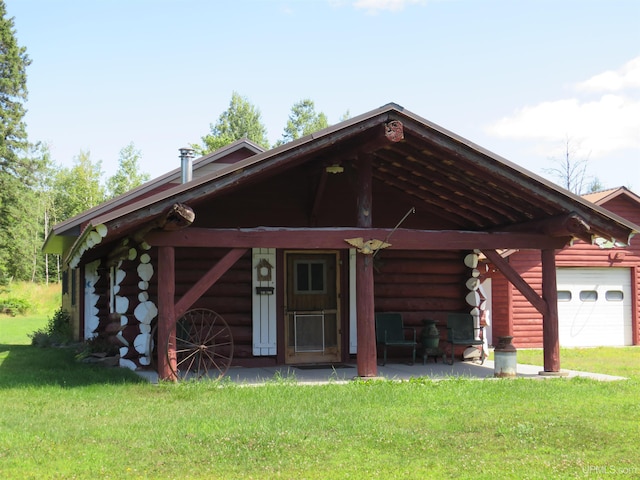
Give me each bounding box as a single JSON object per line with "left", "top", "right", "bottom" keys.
{"left": 373, "top": 249, "right": 471, "bottom": 361}
{"left": 89, "top": 245, "right": 510, "bottom": 367}
{"left": 171, "top": 248, "right": 253, "bottom": 360}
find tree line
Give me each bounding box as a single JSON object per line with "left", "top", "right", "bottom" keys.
{"left": 0, "top": 2, "right": 341, "bottom": 285}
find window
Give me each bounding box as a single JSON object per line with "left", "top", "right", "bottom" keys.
{"left": 557, "top": 290, "right": 572, "bottom": 302}
{"left": 294, "top": 260, "right": 326, "bottom": 294}
{"left": 579, "top": 290, "right": 598, "bottom": 302}
{"left": 605, "top": 290, "right": 624, "bottom": 302}
{"left": 62, "top": 270, "right": 69, "bottom": 295}
{"left": 71, "top": 269, "right": 76, "bottom": 306}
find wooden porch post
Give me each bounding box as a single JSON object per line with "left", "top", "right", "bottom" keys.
{"left": 157, "top": 246, "right": 177, "bottom": 381}
{"left": 356, "top": 155, "right": 377, "bottom": 377}
{"left": 541, "top": 248, "right": 561, "bottom": 373}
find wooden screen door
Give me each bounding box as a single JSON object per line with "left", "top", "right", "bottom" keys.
{"left": 285, "top": 251, "right": 341, "bottom": 364}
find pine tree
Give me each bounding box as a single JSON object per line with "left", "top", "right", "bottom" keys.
{"left": 0, "top": 1, "right": 37, "bottom": 283}
{"left": 0, "top": 0, "right": 30, "bottom": 174}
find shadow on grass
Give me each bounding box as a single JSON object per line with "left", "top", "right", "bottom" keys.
{"left": 0, "top": 343, "right": 146, "bottom": 388}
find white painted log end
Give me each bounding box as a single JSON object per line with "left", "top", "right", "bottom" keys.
{"left": 115, "top": 296, "right": 130, "bottom": 314}
{"left": 89, "top": 230, "right": 102, "bottom": 245}
{"left": 134, "top": 333, "right": 150, "bottom": 354}
{"left": 95, "top": 224, "right": 108, "bottom": 238}
{"left": 137, "top": 263, "right": 154, "bottom": 282}
{"left": 464, "top": 253, "right": 479, "bottom": 269}
{"left": 465, "top": 290, "right": 480, "bottom": 307}
{"left": 119, "top": 358, "right": 137, "bottom": 370}
{"left": 115, "top": 269, "right": 126, "bottom": 285}
{"left": 134, "top": 301, "right": 158, "bottom": 324}
{"left": 465, "top": 277, "right": 480, "bottom": 291}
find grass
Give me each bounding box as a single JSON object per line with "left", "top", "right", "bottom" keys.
{"left": 0, "top": 281, "right": 60, "bottom": 317}
{"left": 1, "top": 314, "right": 639, "bottom": 479}
{"left": 517, "top": 347, "right": 640, "bottom": 379}
{"left": 0, "top": 314, "right": 49, "bottom": 345}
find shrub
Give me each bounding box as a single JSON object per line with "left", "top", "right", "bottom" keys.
{"left": 0, "top": 296, "right": 32, "bottom": 316}
{"left": 29, "top": 308, "right": 73, "bottom": 347}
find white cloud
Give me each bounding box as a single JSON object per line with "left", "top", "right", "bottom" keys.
{"left": 353, "top": 0, "right": 427, "bottom": 13}
{"left": 576, "top": 56, "right": 640, "bottom": 92}
{"left": 486, "top": 57, "right": 640, "bottom": 161}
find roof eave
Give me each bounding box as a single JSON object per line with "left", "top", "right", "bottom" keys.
{"left": 45, "top": 139, "right": 264, "bottom": 241}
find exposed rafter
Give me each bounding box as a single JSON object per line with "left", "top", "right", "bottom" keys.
{"left": 493, "top": 212, "right": 592, "bottom": 243}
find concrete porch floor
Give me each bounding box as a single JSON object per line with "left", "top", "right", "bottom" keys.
{"left": 135, "top": 360, "right": 626, "bottom": 385}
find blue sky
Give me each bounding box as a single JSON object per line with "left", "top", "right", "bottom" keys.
{"left": 7, "top": 0, "right": 640, "bottom": 192}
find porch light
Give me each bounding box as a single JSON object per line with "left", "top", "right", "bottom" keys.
{"left": 325, "top": 164, "right": 344, "bottom": 174}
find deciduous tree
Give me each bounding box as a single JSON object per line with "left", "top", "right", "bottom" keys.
{"left": 278, "top": 99, "right": 328, "bottom": 145}
{"left": 194, "top": 92, "right": 269, "bottom": 154}
{"left": 53, "top": 150, "right": 106, "bottom": 221}
{"left": 544, "top": 136, "right": 596, "bottom": 195}
{"left": 106, "top": 142, "right": 150, "bottom": 198}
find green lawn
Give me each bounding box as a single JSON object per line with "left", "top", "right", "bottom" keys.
{"left": 1, "top": 314, "right": 639, "bottom": 479}
{"left": 0, "top": 314, "right": 47, "bottom": 345}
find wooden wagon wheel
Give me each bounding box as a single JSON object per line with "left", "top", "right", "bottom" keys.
{"left": 166, "top": 309, "right": 234, "bottom": 381}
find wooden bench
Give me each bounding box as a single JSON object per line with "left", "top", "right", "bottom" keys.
{"left": 445, "top": 313, "right": 486, "bottom": 365}
{"left": 375, "top": 313, "right": 417, "bottom": 365}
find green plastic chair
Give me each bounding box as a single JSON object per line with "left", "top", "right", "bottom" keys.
{"left": 445, "top": 313, "right": 485, "bottom": 365}
{"left": 375, "top": 313, "right": 417, "bottom": 365}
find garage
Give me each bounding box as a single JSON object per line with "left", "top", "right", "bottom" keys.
{"left": 556, "top": 267, "right": 633, "bottom": 347}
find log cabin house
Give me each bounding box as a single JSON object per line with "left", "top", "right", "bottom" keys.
{"left": 488, "top": 186, "right": 640, "bottom": 349}
{"left": 43, "top": 103, "right": 639, "bottom": 380}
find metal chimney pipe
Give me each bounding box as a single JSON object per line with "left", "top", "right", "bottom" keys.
{"left": 179, "top": 147, "right": 195, "bottom": 184}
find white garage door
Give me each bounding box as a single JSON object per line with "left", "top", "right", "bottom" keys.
{"left": 556, "top": 268, "right": 632, "bottom": 347}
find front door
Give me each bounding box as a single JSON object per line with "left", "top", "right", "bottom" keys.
{"left": 284, "top": 251, "right": 341, "bottom": 364}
